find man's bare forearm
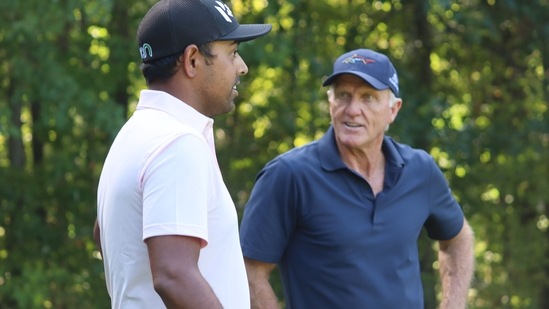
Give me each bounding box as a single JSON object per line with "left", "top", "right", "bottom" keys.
{"left": 93, "top": 219, "right": 102, "bottom": 256}
{"left": 153, "top": 270, "right": 223, "bottom": 309}
{"left": 249, "top": 279, "right": 280, "bottom": 309}
{"left": 438, "top": 220, "right": 475, "bottom": 309}
{"left": 245, "top": 258, "right": 280, "bottom": 309}
{"left": 147, "top": 235, "right": 223, "bottom": 309}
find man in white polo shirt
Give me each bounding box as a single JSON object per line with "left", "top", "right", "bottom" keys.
{"left": 93, "top": 0, "right": 271, "bottom": 308}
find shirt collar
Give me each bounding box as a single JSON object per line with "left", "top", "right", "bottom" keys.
{"left": 318, "top": 125, "right": 405, "bottom": 187}
{"left": 136, "top": 90, "right": 214, "bottom": 136}
{"left": 382, "top": 136, "right": 406, "bottom": 189}
{"left": 318, "top": 126, "right": 346, "bottom": 171}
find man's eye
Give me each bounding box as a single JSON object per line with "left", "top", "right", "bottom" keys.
{"left": 336, "top": 93, "right": 350, "bottom": 99}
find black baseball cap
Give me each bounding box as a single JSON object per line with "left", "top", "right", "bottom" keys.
{"left": 137, "top": 0, "right": 272, "bottom": 63}
{"left": 322, "top": 49, "right": 400, "bottom": 97}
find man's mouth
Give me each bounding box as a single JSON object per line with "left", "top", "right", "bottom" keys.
{"left": 344, "top": 122, "right": 362, "bottom": 128}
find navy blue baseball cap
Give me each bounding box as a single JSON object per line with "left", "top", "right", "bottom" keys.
{"left": 322, "top": 49, "right": 399, "bottom": 97}
{"left": 137, "top": 0, "right": 272, "bottom": 63}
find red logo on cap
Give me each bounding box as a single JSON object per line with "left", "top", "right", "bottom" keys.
{"left": 342, "top": 54, "right": 375, "bottom": 65}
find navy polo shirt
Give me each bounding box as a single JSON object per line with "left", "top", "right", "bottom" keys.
{"left": 240, "top": 126, "right": 464, "bottom": 309}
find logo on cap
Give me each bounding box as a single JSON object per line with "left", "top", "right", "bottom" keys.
{"left": 140, "top": 43, "right": 153, "bottom": 59}
{"left": 214, "top": 1, "right": 234, "bottom": 23}
{"left": 389, "top": 72, "right": 399, "bottom": 93}
{"left": 342, "top": 54, "right": 375, "bottom": 65}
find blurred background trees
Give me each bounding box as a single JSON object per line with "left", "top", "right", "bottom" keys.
{"left": 0, "top": 0, "right": 547, "bottom": 308}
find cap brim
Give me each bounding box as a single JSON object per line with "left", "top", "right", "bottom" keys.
{"left": 322, "top": 71, "right": 389, "bottom": 90}
{"left": 220, "top": 24, "right": 272, "bottom": 42}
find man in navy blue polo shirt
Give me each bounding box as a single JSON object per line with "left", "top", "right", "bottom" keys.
{"left": 240, "top": 49, "right": 475, "bottom": 308}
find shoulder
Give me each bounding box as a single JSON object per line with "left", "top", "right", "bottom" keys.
{"left": 384, "top": 136, "right": 435, "bottom": 167}
{"left": 255, "top": 141, "right": 321, "bottom": 185}
{"left": 268, "top": 141, "right": 320, "bottom": 169}
{"left": 142, "top": 133, "right": 211, "bottom": 176}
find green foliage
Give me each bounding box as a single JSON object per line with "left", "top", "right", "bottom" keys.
{"left": 0, "top": 0, "right": 548, "bottom": 308}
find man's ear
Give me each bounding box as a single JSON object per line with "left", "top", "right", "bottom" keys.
{"left": 181, "top": 44, "right": 200, "bottom": 78}
{"left": 391, "top": 98, "right": 403, "bottom": 122}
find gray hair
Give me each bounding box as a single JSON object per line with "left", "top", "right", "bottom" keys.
{"left": 386, "top": 91, "right": 400, "bottom": 131}
{"left": 389, "top": 91, "right": 399, "bottom": 108}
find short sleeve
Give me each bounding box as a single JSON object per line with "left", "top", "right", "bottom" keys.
{"left": 141, "top": 134, "right": 212, "bottom": 246}
{"left": 424, "top": 159, "right": 464, "bottom": 241}
{"left": 240, "top": 158, "right": 297, "bottom": 263}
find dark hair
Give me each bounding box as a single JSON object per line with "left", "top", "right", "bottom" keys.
{"left": 198, "top": 42, "right": 215, "bottom": 65}
{"left": 140, "top": 53, "right": 180, "bottom": 85}
{"left": 140, "top": 42, "right": 216, "bottom": 85}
